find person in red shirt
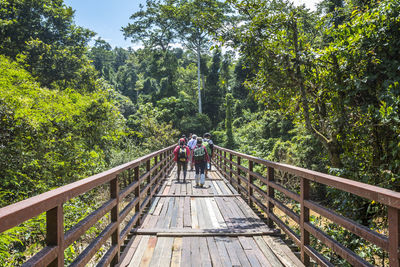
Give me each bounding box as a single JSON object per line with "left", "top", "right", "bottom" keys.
{"left": 173, "top": 138, "right": 190, "bottom": 183}
{"left": 192, "top": 137, "right": 210, "bottom": 187}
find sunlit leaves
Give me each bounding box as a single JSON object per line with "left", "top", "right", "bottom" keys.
{"left": 0, "top": 55, "right": 126, "bottom": 204}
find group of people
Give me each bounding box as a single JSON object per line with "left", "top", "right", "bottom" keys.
{"left": 173, "top": 133, "right": 214, "bottom": 187}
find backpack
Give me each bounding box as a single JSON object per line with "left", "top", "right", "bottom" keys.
{"left": 178, "top": 146, "right": 187, "bottom": 162}
{"left": 193, "top": 146, "right": 206, "bottom": 161}
{"left": 203, "top": 140, "right": 211, "bottom": 156}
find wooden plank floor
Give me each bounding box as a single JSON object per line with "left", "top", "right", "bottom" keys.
{"left": 119, "top": 165, "right": 304, "bottom": 267}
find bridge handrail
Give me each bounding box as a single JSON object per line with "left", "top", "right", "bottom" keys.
{"left": 214, "top": 145, "right": 400, "bottom": 209}
{"left": 0, "top": 144, "right": 175, "bottom": 266}
{"left": 213, "top": 145, "right": 400, "bottom": 267}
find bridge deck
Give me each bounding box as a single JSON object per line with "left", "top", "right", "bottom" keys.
{"left": 119, "top": 166, "right": 304, "bottom": 267}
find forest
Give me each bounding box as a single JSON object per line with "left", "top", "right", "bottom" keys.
{"left": 0, "top": 0, "right": 399, "bottom": 265}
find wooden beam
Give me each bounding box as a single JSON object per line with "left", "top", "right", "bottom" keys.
{"left": 153, "top": 194, "right": 241, "bottom": 197}
{"left": 131, "top": 228, "right": 279, "bottom": 237}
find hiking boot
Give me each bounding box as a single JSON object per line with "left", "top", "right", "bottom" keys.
{"left": 200, "top": 184, "right": 204, "bottom": 188}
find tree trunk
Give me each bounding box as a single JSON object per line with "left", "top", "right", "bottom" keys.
{"left": 326, "top": 138, "right": 343, "bottom": 168}
{"left": 197, "top": 44, "right": 202, "bottom": 114}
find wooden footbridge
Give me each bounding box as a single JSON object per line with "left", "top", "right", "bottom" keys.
{"left": 1, "top": 145, "right": 400, "bottom": 266}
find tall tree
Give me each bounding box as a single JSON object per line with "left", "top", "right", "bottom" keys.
{"left": 0, "top": 0, "right": 95, "bottom": 91}
{"left": 173, "top": 0, "right": 228, "bottom": 113}
{"left": 204, "top": 49, "right": 223, "bottom": 125}
{"left": 225, "top": 93, "right": 234, "bottom": 148}
{"left": 123, "top": 0, "right": 176, "bottom": 51}
{"left": 124, "top": 0, "right": 229, "bottom": 114}
{"left": 89, "top": 38, "right": 115, "bottom": 80}
{"left": 226, "top": 0, "right": 346, "bottom": 167}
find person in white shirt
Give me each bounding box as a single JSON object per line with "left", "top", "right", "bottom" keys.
{"left": 187, "top": 134, "right": 197, "bottom": 171}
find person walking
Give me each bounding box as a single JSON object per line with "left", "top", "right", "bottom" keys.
{"left": 187, "top": 134, "right": 197, "bottom": 171}
{"left": 193, "top": 137, "right": 209, "bottom": 187}
{"left": 173, "top": 138, "right": 190, "bottom": 183}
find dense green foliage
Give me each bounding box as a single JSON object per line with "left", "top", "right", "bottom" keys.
{"left": 0, "top": 55, "right": 125, "bottom": 205}
{"left": 0, "top": 0, "right": 96, "bottom": 91}
{"left": 0, "top": 0, "right": 177, "bottom": 264}
{"left": 226, "top": 0, "right": 400, "bottom": 190}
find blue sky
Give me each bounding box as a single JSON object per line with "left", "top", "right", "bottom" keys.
{"left": 64, "top": 0, "right": 146, "bottom": 48}
{"left": 64, "top": 0, "right": 319, "bottom": 49}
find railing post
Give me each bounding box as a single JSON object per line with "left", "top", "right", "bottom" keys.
{"left": 267, "top": 167, "right": 275, "bottom": 228}
{"left": 215, "top": 148, "right": 218, "bottom": 167}
{"left": 146, "top": 159, "right": 151, "bottom": 200}
{"left": 223, "top": 151, "right": 227, "bottom": 180}
{"left": 128, "top": 169, "right": 133, "bottom": 185}
{"left": 247, "top": 161, "right": 253, "bottom": 205}
{"left": 388, "top": 206, "right": 400, "bottom": 267}
{"left": 46, "top": 205, "right": 64, "bottom": 267}
{"left": 165, "top": 150, "right": 169, "bottom": 175}
{"left": 110, "top": 176, "right": 120, "bottom": 266}
{"left": 134, "top": 166, "right": 141, "bottom": 226}
{"left": 154, "top": 155, "right": 159, "bottom": 192}
{"left": 160, "top": 152, "right": 164, "bottom": 183}
{"left": 237, "top": 156, "right": 241, "bottom": 194}
{"left": 168, "top": 149, "right": 172, "bottom": 169}
{"left": 229, "top": 153, "right": 233, "bottom": 185}
{"left": 215, "top": 148, "right": 219, "bottom": 170}
{"left": 218, "top": 150, "right": 222, "bottom": 171}
{"left": 300, "top": 177, "right": 310, "bottom": 266}
{"left": 165, "top": 150, "right": 168, "bottom": 174}
{"left": 163, "top": 151, "right": 167, "bottom": 170}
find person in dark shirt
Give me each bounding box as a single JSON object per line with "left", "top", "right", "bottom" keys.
{"left": 173, "top": 138, "right": 190, "bottom": 183}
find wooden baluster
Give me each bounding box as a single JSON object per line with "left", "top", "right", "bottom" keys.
{"left": 165, "top": 150, "right": 168, "bottom": 174}
{"left": 128, "top": 169, "right": 133, "bottom": 185}
{"left": 217, "top": 149, "right": 222, "bottom": 171}
{"left": 134, "top": 166, "right": 141, "bottom": 227}
{"left": 110, "top": 176, "right": 120, "bottom": 266}
{"left": 215, "top": 148, "right": 218, "bottom": 169}
{"left": 158, "top": 153, "right": 162, "bottom": 189}
{"left": 229, "top": 153, "right": 233, "bottom": 186}
{"left": 218, "top": 148, "right": 221, "bottom": 172}
{"left": 160, "top": 152, "right": 164, "bottom": 184}
{"left": 122, "top": 171, "right": 127, "bottom": 188}
{"left": 166, "top": 150, "right": 169, "bottom": 175}
{"left": 300, "top": 177, "right": 310, "bottom": 266}
{"left": 146, "top": 159, "right": 151, "bottom": 200}
{"left": 47, "top": 205, "right": 64, "bottom": 267}
{"left": 215, "top": 148, "right": 219, "bottom": 171}
{"left": 223, "top": 151, "right": 227, "bottom": 180}
{"left": 267, "top": 167, "right": 275, "bottom": 229}
{"left": 154, "top": 155, "right": 158, "bottom": 194}
{"left": 168, "top": 149, "right": 172, "bottom": 169}
{"left": 163, "top": 151, "right": 166, "bottom": 171}
{"left": 237, "top": 156, "right": 241, "bottom": 194}
{"left": 388, "top": 206, "right": 400, "bottom": 267}
{"left": 155, "top": 155, "right": 158, "bottom": 174}
{"left": 248, "top": 161, "right": 253, "bottom": 205}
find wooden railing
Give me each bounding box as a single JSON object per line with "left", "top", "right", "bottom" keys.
{"left": 213, "top": 145, "right": 400, "bottom": 267}
{"left": 0, "top": 145, "right": 175, "bottom": 267}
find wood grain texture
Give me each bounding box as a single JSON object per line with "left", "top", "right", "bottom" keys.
{"left": 123, "top": 164, "right": 304, "bottom": 267}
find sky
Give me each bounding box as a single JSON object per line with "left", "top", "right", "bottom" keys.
{"left": 64, "top": 0, "right": 320, "bottom": 49}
